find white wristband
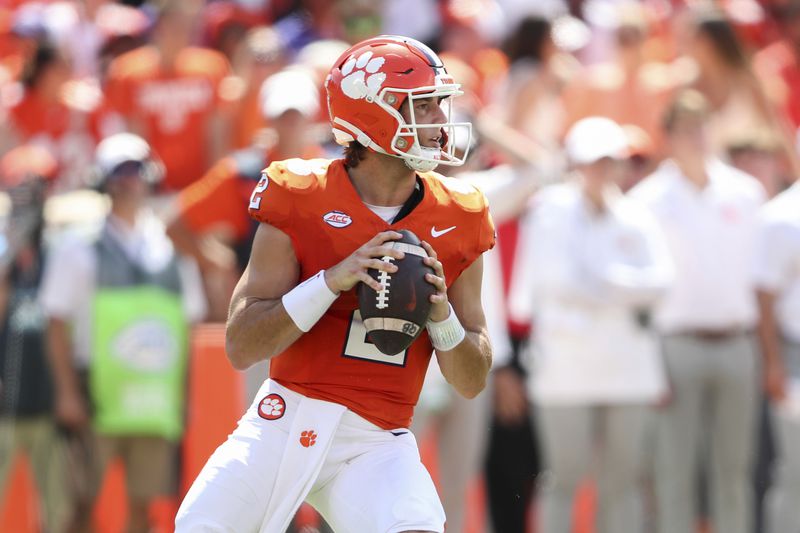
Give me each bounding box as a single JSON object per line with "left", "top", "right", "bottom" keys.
{"left": 282, "top": 270, "right": 339, "bottom": 332}
{"left": 427, "top": 304, "right": 466, "bottom": 352}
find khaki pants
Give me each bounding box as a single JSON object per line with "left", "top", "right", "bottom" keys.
{"left": 0, "top": 416, "right": 70, "bottom": 533}
{"left": 765, "top": 340, "right": 800, "bottom": 533}
{"left": 654, "top": 333, "right": 759, "bottom": 533}
{"left": 535, "top": 403, "right": 650, "bottom": 533}
{"left": 63, "top": 429, "right": 176, "bottom": 531}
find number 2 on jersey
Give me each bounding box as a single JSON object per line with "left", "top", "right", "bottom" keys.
{"left": 249, "top": 175, "right": 269, "bottom": 210}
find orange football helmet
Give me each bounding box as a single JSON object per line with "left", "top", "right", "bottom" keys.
{"left": 326, "top": 35, "right": 472, "bottom": 172}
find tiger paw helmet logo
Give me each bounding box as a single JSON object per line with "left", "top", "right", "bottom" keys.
{"left": 340, "top": 51, "right": 386, "bottom": 101}
{"left": 258, "top": 394, "right": 285, "bottom": 420}
{"left": 300, "top": 430, "right": 317, "bottom": 447}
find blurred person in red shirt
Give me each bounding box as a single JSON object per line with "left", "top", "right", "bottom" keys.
{"left": 167, "top": 68, "right": 324, "bottom": 324}
{"left": 755, "top": 0, "right": 800, "bottom": 130}
{"left": 104, "top": 0, "right": 232, "bottom": 192}
{"left": 1, "top": 39, "right": 94, "bottom": 190}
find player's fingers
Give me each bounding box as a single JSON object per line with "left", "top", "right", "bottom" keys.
{"left": 420, "top": 240, "right": 438, "bottom": 259}
{"left": 357, "top": 271, "right": 383, "bottom": 292}
{"left": 371, "top": 230, "right": 403, "bottom": 245}
{"left": 430, "top": 293, "right": 447, "bottom": 304}
{"left": 362, "top": 258, "right": 398, "bottom": 273}
{"left": 425, "top": 272, "right": 446, "bottom": 293}
{"left": 369, "top": 244, "right": 404, "bottom": 261}
{"left": 423, "top": 257, "right": 444, "bottom": 276}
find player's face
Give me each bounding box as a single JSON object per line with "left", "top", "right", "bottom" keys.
{"left": 402, "top": 96, "right": 447, "bottom": 149}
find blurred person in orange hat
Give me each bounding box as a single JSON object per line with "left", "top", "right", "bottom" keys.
{"left": 0, "top": 38, "right": 95, "bottom": 190}
{"left": 563, "top": 1, "right": 677, "bottom": 155}
{"left": 104, "top": 0, "right": 233, "bottom": 193}
{"left": 0, "top": 145, "right": 71, "bottom": 533}
{"left": 167, "top": 68, "right": 324, "bottom": 328}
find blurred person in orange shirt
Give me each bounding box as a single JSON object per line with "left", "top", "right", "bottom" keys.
{"left": 104, "top": 0, "right": 232, "bottom": 192}
{"left": 1, "top": 39, "right": 94, "bottom": 190}
{"left": 563, "top": 1, "right": 677, "bottom": 155}
{"left": 167, "top": 68, "right": 324, "bottom": 328}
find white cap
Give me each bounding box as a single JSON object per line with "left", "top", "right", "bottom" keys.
{"left": 564, "top": 117, "right": 629, "bottom": 165}
{"left": 95, "top": 133, "right": 152, "bottom": 176}
{"left": 259, "top": 68, "right": 320, "bottom": 120}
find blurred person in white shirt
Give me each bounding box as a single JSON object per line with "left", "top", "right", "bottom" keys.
{"left": 754, "top": 181, "right": 800, "bottom": 533}
{"left": 630, "top": 90, "right": 767, "bottom": 533}
{"left": 510, "top": 117, "right": 672, "bottom": 533}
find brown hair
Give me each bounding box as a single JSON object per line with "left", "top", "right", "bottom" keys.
{"left": 662, "top": 89, "right": 710, "bottom": 133}
{"left": 343, "top": 141, "right": 368, "bottom": 168}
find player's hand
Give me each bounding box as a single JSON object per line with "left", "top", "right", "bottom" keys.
{"left": 55, "top": 388, "right": 89, "bottom": 430}
{"left": 325, "top": 231, "right": 404, "bottom": 294}
{"left": 765, "top": 358, "right": 787, "bottom": 403}
{"left": 420, "top": 240, "right": 449, "bottom": 322}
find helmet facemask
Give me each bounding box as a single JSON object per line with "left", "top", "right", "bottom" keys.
{"left": 375, "top": 81, "right": 472, "bottom": 172}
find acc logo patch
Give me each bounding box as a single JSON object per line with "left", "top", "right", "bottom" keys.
{"left": 258, "top": 393, "right": 286, "bottom": 420}
{"left": 323, "top": 210, "right": 352, "bottom": 228}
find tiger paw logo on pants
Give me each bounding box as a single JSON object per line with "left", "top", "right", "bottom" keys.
{"left": 340, "top": 51, "right": 386, "bottom": 100}
{"left": 258, "top": 394, "right": 286, "bottom": 420}
{"left": 300, "top": 430, "right": 317, "bottom": 447}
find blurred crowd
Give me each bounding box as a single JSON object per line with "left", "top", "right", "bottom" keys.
{"left": 2, "top": 0, "right": 800, "bottom": 532}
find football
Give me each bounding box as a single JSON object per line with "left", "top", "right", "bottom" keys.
{"left": 358, "top": 229, "right": 435, "bottom": 355}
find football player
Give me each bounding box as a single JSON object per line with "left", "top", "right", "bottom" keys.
{"left": 176, "top": 35, "right": 495, "bottom": 533}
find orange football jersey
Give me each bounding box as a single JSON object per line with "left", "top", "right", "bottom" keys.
{"left": 248, "top": 158, "right": 495, "bottom": 429}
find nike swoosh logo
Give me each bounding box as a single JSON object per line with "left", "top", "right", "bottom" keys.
{"left": 431, "top": 225, "right": 456, "bottom": 238}
{"left": 390, "top": 431, "right": 408, "bottom": 436}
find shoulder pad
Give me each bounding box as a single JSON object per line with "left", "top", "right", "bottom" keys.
{"left": 263, "top": 158, "right": 334, "bottom": 193}
{"left": 420, "top": 171, "right": 488, "bottom": 213}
